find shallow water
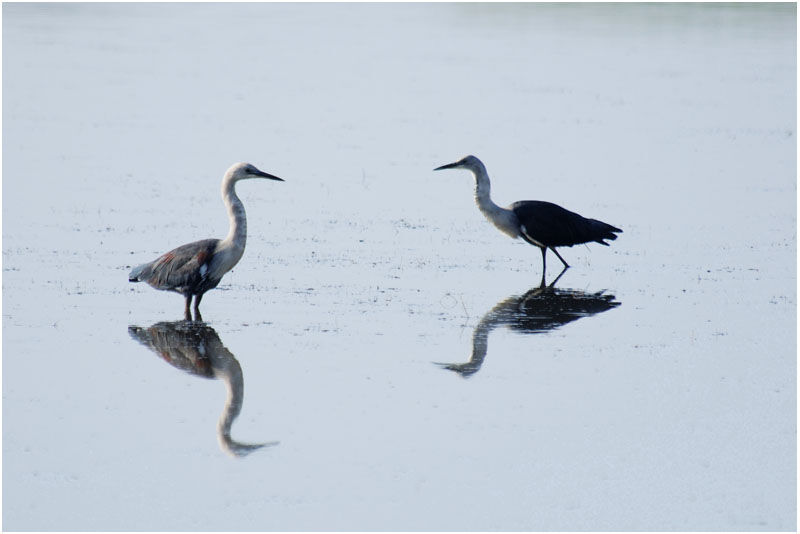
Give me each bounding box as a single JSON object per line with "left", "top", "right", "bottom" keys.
{"left": 2, "top": 3, "right": 796, "bottom": 531}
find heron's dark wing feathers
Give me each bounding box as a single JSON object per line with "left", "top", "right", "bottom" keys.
{"left": 140, "top": 239, "right": 219, "bottom": 291}
{"left": 511, "top": 201, "right": 621, "bottom": 247}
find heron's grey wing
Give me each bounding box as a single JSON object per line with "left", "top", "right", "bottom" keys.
{"left": 511, "top": 201, "right": 597, "bottom": 247}
{"left": 145, "top": 239, "right": 219, "bottom": 291}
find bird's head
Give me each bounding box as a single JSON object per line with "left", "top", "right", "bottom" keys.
{"left": 433, "top": 155, "right": 485, "bottom": 173}
{"left": 226, "top": 162, "right": 284, "bottom": 182}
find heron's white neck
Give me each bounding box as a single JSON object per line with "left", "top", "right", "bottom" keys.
{"left": 470, "top": 165, "right": 520, "bottom": 239}
{"left": 221, "top": 175, "right": 247, "bottom": 251}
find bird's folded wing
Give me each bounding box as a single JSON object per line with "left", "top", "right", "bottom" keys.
{"left": 511, "top": 201, "right": 593, "bottom": 247}
{"left": 147, "top": 239, "right": 219, "bottom": 290}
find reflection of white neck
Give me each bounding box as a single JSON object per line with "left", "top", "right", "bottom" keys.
{"left": 469, "top": 163, "right": 520, "bottom": 239}
{"left": 212, "top": 347, "right": 277, "bottom": 457}
{"left": 469, "top": 317, "right": 492, "bottom": 369}
{"left": 470, "top": 295, "right": 520, "bottom": 368}
{"left": 213, "top": 348, "right": 244, "bottom": 443}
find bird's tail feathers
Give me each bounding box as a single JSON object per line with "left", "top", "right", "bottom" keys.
{"left": 588, "top": 219, "right": 622, "bottom": 246}
{"left": 129, "top": 262, "right": 153, "bottom": 282}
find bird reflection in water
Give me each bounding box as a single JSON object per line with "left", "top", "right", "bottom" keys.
{"left": 437, "top": 270, "right": 621, "bottom": 377}
{"left": 128, "top": 321, "right": 278, "bottom": 457}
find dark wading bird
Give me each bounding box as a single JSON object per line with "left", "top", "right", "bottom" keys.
{"left": 434, "top": 155, "right": 621, "bottom": 283}
{"left": 129, "top": 163, "right": 284, "bottom": 319}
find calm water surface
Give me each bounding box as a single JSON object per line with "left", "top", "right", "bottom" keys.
{"left": 3, "top": 3, "right": 796, "bottom": 531}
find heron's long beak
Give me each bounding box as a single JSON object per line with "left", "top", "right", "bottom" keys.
{"left": 434, "top": 161, "right": 460, "bottom": 171}
{"left": 253, "top": 170, "right": 284, "bottom": 181}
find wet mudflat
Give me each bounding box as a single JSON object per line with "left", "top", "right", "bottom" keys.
{"left": 2, "top": 3, "right": 795, "bottom": 531}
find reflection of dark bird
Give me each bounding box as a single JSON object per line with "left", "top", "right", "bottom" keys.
{"left": 434, "top": 155, "right": 621, "bottom": 283}
{"left": 437, "top": 283, "right": 621, "bottom": 377}
{"left": 129, "top": 163, "right": 284, "bottom": 320}
{"left": 128, "top": 321, "right": 278, "bottom": 457}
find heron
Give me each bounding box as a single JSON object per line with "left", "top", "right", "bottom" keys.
{"left": 129, "top": 162, "right": 284, "bottom": 319}
{"left": 434, "top": 155, "right": 621, "bottom": 281}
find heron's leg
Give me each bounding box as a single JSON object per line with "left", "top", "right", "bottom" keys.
{"left": 184, "top": 295, "right": 192, "bottom": 321}
{"left": 540, "top": 246, "right": 547, "bottom": 275}
{"left": 191, "top": 294, "right": 203, "bottom": 322}
{"left": 551, "top": 247, "right": 570, "bottom": 268}
{"left": 549, "top": 265, "right": 568, "bottom": 288}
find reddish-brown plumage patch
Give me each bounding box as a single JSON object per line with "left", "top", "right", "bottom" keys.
{"left": 196, "top": 250, "right": 209, "bottom": 264}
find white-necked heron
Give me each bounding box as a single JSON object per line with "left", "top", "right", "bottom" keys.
{"left": 129, "top": 162, "right": 284, "bottom": 318}
{"left": 434, "top": 155, "right": 621, "bottom": 280}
